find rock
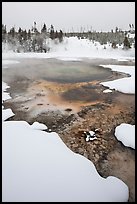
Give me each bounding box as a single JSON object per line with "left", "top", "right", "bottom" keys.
{"left": 65, "top": 108, "right": 72, "bottom": 112}
{"left": 73, "top": 143, "right": 79, "bottom": 148}
{"left": 94, "top": 154, "right": 100, "bottom": 161}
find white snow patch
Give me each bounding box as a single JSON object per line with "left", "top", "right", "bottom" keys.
{"left": 103, "top": 89, "right": 113, "bottom": 93}
{"left": 100, "top": 65, "right": 135, "bottom": 94}
{"left": 89, "top": 130, "right": 95, "bottom": 136}
{"left": 128, "top": 33, "right": 135, "bottom": 39}
{"left": 2, "top": 109, "right": 15, "bottom": 121}
{"left": 85, "top": 131, "right": 97, "bottom": 142}
{"left": 2, "top": 81, "right": 10, "bottom": 92}
{"left": 115, "top": 123, "right": 135, "bottom": 149}
{"left": 2, "top": 82, "right": 11, "bottom": 103}
{"left": 2, "top": 92, "right": 11, "bottom": 103}
{"left": 2, "top": 81, "right": 15, "bottom": 121}
{"left": 117, "top": 59, "right": 130, "bottom": 62}
{"left": 100, "top": 65, "right": 135, "bottom": 76}
{"left": 30, "top": 121, "right": 48, "bottom": 130}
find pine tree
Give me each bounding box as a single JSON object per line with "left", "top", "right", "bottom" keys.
{"left": 41, "top": 23, "right": 47, "bottom": 33}
{"left": 123, "top": 36, "right": 131, "bottom": 49}
{"left": 18, "top": 27, "right": 22, "bottom": 43}
{"left": 115, "top": 27, "right": 118, "bottom": 33}
{"left": 2, "top": 24, "right": 7, "bottom": 34}
{"left": 112, "top": 42, "right": 117, "bottom": 49}
{"left": 50, "top": 24, "right": 55, "bottom": 40}
{"left": 2, "top": 24, "right": 7, "bottom": 42}
{"left": 58, "top": 30, "right": 63, "bottom": 42}
{"left": 28, "top": 29, "right": 31, "bottom": 39}
{"left": 9, "top": 27, "right": 15, "bottom": 38}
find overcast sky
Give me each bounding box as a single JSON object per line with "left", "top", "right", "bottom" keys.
{"left": 2, "top": 2, "right": 135, "bottom": 32}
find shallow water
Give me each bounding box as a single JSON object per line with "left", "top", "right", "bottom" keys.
{"left": 41, "top": 65, "right": 112, "bottom": 83}
{"left": 2, "top": 58, "right": 113, "bottom": 84}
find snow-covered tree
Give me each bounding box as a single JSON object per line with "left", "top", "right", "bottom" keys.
{"left": 123, "top": 36, "right": 131, "bottom": 49}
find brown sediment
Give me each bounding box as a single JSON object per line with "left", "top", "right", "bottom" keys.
{"left": 8, "top": 79, "right": 106, "bottom": 115}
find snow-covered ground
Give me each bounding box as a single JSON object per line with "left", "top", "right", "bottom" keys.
{"left": 2, "top": 37, "right": 135, "bottom": 201}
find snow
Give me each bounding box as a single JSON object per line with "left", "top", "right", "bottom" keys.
{"left": 2, "top": 82, "right": 11, "bottom": 102}
{"left": 2, "top": 81, "right": 15, "bottom": 121}
{"left": 2, "top": 59, "right": 20, "bottom": 66}
{"left": 101, "top": 77, "right": 134, "bottom": 94}
{"left": 55, "top": 57, "right": 83, "bottom": 61}
{"left": 100, "top": 65, "right": 135, "bottom": 94}
{"left": 115, "top": 123, "right": 135, "bottom": 149}
{"left": 2, "top": 109, "right": 15, "bottom": 121}
{"left": 85, "top": 130, "right": 97, "bottom": 142}
{"left": 117, "top": 58, "right": 130, "bottom": 62}
{"left": 89, "top": 130, "right": 95, "bottom": 136}
{"left": 128, "top": 33, "right": 135, "bottom": 39}
{"left": 2, "top": 37, "right": 135, "bottom": 61}
{"left": 103, "top": 89, "right": 113, "bottom": 93}
{"left": 30, "top": 121, "right": 48, "bottom": 130}
{"left": 2, "top": 120, "right": 129, "bottom": 202}
{"left": 99, "top": 65, "right": 135, "bottom": 76}
{"left": 86, "top": 136, "right": 97, "bottom": 142}
{"left": 2, "top": 81, "right": 14, "bottom": 122}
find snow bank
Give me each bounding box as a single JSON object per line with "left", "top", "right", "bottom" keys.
{"left": 115, "top": 123, "right": 135, "bottom": 149}
{"left": 2, "top": 120, "right": 129, "bottom": 202}
{"left": 100, "top": 65, "right": 135, "bottom": 94}
{"left": 100, "top": 65, "right": 135, "bottom": 76}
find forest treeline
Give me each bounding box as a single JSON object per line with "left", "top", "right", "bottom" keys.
{"left": 2, "top": 22, "right": 135, "bottom": 52}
